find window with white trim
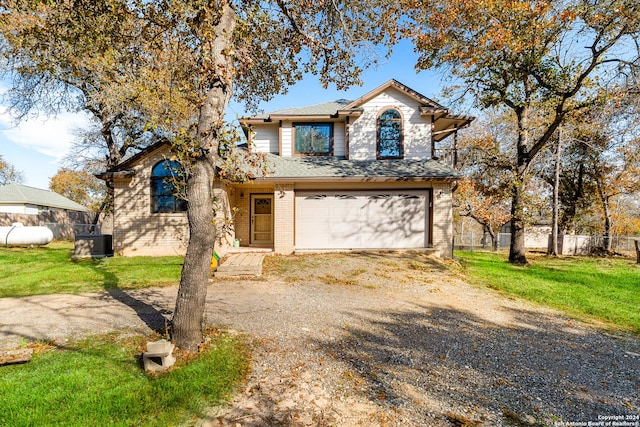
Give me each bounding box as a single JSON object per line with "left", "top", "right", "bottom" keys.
{"left": 377, "top": 109, "right": 403, "bottom": 159}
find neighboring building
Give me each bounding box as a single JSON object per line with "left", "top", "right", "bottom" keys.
{"left": 0, "top": 184, "right": 89, "bottom": 215}
{"left": 0, "top": 184, "right": 92, "bottom": 239}
{"left": 99, "top": 79, "right": 473, "bottom": 257}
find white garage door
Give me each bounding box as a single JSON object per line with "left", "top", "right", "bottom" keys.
{"left": 295, "top": 190, "right": 428, "bottom": 249}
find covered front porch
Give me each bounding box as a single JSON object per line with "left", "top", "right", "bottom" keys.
{"left": 218, "top": 182, "right": 294, "bottom": 255}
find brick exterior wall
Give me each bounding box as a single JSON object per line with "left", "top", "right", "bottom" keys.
{"left": 112, "top": 146, "right": 189, "bottom": 256}
{"left": 109, "top": 142, "right": 281, "bottom": 257}
{"left": 431, "top": 183, "right": 454, "bottom": 258}
{"left": 274, "top": 184, "right": 295, "bottom": 254}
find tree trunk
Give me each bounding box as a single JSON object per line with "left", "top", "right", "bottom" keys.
{"left": 490, "top": 230, "right": 499, "bottom": 252}
{"left": 603, "top": 199, "right": 612, "bottom": 254}
{"left": 508, "top": 193, "right": 528, "bottom": 264}
{"left": 509, "top": 107, "right": 530, "bottom": 265}
{"left": 549, "top": 130, "right": 562, "bottom": 256}
{"left": 483, "top": 225, "right": 498, "bottom": 251}
{"left": 635, "top": 239, "right": 639, "bottom": 264}
{"left": 595, "top": 178, "right": 612, "bottom": 253}
{"left": 92, "top": 182, "right": 114, "bottom": 227}
{"left": 171, "top": 3, "right": 236, "bottom": 352}
{"left": 171, "top": 157, "right": 217, "bottom": 351}
{"left": 509, "top": 169, "right": 528, "bottom": 264}
{"left": 602, "top": 197, "right": 612, "bottom": 253}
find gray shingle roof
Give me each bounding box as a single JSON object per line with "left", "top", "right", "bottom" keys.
{"left": 261, "top": 154, "right": 459, "bottom": 180}
{"left": 251, "top": 99, "right": 354, "bottom": 119}
{"left": 0, "top": 184, "right": 89, "bottom": 212}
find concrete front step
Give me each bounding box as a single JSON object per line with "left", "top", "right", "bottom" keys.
{"left": 214, "top": 253, "right": 265, "bottom": 277}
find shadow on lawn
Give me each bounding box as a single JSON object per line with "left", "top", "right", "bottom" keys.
{"left": 314, "top": 304, "right": 640, "bottom": 426}
{"left": 80, "top": 259, "right": 172, "bottom": 334}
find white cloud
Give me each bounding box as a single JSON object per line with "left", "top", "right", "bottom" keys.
{"left": 0, "top": 107, "right": 91, "bottom": 161}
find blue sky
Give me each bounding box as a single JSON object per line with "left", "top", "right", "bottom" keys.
{"left": 0, "top": 40, "right": 448, "bottom": 190}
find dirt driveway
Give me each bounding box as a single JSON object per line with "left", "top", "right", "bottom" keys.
{"left": 1, "top": 252, "right": 638, "bottom": 426}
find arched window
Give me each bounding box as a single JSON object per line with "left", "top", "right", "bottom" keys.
{"left": 151, "top": 160, "right": 187, "bottom": 213}
{"left": 377, "top": 109, "right": 403, "bottom": 159}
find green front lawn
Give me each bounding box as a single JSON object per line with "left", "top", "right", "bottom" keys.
{"left": 0, "top": 330, "right": 248, "bottom": 427}
{"left": 0, "top": 242, "right": 183, "bottom": 297}
{"left": 456, "top": 251, "right": 640, "bottom": 334}
{"left": 0, "top": 244, "right": 247, "bottom": 426}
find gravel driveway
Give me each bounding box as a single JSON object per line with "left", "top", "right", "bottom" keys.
{"left": 1, "top": 252, "right": 638, "bottom": 426}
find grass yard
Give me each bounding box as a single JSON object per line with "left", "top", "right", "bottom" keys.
{"left": 0, "top": 242, "right": 183, "bottom": 298}
{"left": 0, "top": 330, "right": 248, "bottom": 427}
{"left": 456, "top": 251, "right": 640, "bottom": 334}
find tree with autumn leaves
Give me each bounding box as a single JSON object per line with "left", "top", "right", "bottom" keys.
{"left": 0, "top": 2, "right": 162, "bottom": 215}
{"left": 454, "top": 177, "right": 511, "bottom": 251}
{"left": 49, "top": 169, "right": 106, "bottom": 212}
{"left": 452, "top": 114, "right": 513, "bottom": 251}
{"left": 0, "top": 155, "right": 24, "bottom": 186}
{"left": 458, "top": 104, "right": 640, "bottom": 255}
{"left": 1, "top": 0, "right": 402, "bottom": 351}
{"left": 2, "top": 0, "right": 639, "bottom": 352}
{"left": 402, "top": 0, "right": 640, "bottom": 263}
{"left": 565, "top": 112, "right": 640, "bottom": 251}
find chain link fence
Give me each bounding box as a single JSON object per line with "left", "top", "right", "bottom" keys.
{"left": 454, "top": 232, "right": 511, "bottom": 251}
{"left": 454, "top": 232, "right": 639, "bottom": 257}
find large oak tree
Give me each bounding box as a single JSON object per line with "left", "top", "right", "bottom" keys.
{"left": 574, "top": 120, "right": 640, "bottom": 251}
{"left": 453, "top": 115, "right": 514, "bottom": 250}
{"left": 0, "top": 1, "right": 158, "bottom": 217}
{"left": 402, "top": 0, "right": 640, "bottom": 263}
{"left": 2, "top": 0, "right": 401, "bottom": 351}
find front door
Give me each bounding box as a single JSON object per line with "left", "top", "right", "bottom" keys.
{"left": 250, "top": 195, "right": 274, "bottom": 246}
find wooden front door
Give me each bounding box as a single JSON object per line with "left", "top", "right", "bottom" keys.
{"left": 250, "top": 195, "right": 274, "bottom": 246}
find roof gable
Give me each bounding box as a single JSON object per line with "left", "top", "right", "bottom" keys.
{"left": 345, "top": 79, "right": 446, "bottom": 111}
{"left": 99, "top": 140, "right": 170, "bottom": 175}
{"left": 243, "top": 79, "right": 447, "bottom": 122}
{"left": 0, "top": 184, "right": 89, "bottom": 212}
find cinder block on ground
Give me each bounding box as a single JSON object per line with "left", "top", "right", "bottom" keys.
{"left": 143, "top": 339, "right": 175, "bottom": 372}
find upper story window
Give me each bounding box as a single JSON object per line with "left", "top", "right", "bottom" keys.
{"left": 293, "top": 123, "right": 333, "bottom": 156}
{"left": 151, "top": 160, "right": 188, "bottom": 213}
{"left": 377, "top": 109, "right": 403, "bottom": 159}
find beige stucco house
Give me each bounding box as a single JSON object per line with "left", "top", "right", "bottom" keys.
{"left": 100, "top": 79, "right": 472, "bottom": 258}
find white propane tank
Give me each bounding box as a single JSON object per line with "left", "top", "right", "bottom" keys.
{"left": 0, "top": 222, "right": 54, "bottom": 246}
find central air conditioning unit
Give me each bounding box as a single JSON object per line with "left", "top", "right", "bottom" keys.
{"left": 73, "top": 234, "right": 114, "bottom": 258}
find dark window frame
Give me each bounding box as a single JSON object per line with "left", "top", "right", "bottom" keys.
{"left": 150, "top": 160, "right": 188, "bottom": 214}
{"left": 292, "top": 122, "right": 334, "bottom": 156}
{"left": 376, "top": 108, "right": 404, "bottom": 160}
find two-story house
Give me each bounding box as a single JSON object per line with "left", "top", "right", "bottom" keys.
{"left": 100, "top": 79, "right": 472, "bottom": 258}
